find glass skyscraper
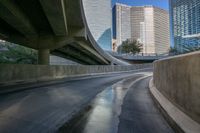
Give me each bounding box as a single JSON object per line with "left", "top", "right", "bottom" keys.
{"left": 113, "top": 4, "right": 170, "bottom": 54}
{"left": 170, "top": 0, "right": 200, "bottom": 53}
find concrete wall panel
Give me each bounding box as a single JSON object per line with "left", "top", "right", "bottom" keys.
{"left": 0, "top": 64, "right": 152, "bottom": 84}
{"left": 153, "top": 51, "right": 200, "bottom": 123}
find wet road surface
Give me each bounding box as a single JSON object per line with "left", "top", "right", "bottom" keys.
{"left": 59, "top": 75, "right": 174, "bottom": 133}
{"left": 59, "top": 75, "right": 148, "bottom": 133}
{"left": 118, "top": 77, "right": 174, "bottom": 133}
{"left": 0, "top": 70, "right": 151, "bottom": 133}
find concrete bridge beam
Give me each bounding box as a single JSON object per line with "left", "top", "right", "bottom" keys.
{"left": 0, "top": 0, "right": 37, "bottom": 36}
{"left": 39, "top": 0, "right": 67, "bottom": 36}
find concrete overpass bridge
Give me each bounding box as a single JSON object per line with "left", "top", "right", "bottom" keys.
{"left": 1, "top": 1, "right": 199, "bottom": 133}
{"left": 0, "top": 0, "right": 126, "bottom": 65}
{"left": 109, "top": 52, "right": 170, "bottom": 63}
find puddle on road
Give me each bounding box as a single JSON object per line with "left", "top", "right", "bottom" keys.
{"left": 59, "top": 78, "right": 135, "bottom": 133}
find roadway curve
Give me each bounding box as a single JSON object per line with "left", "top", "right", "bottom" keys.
{"left": 0, "top": 69, "right": 174, "bottom": 133}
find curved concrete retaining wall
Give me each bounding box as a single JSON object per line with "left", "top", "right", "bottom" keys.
{"left": 0, "top": 64, "right": 152, "bottom": 84}
{"left": 153, "top": 51, "right": 200, "bottom": 124}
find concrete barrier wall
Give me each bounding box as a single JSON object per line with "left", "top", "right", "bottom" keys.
{"left": 0, "top": 64, "right": 152, "bottom": 84}
{"left": 153, "top": 51, "right": 200, "bottom": 123}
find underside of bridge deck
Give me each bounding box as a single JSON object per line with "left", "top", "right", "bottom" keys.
{"left": 0, "top": 0, "right": 125, "bottom": 65}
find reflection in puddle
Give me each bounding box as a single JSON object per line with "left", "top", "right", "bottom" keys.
{"left": 59, "top": 76, "right": 142, "bottom": 133}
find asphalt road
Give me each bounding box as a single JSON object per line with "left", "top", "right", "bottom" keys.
{"left": 118, "top": 77, "right": 174, "bottom": 133}
{"left": 0, "top": 69, "right": 152, "bottom": 133}
{"left": 59, "top": 73, "right": 174, "bottom": 133}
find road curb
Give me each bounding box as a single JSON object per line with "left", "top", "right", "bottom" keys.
{"left": 149, "top": 78, "right": 200, "bottom": 133}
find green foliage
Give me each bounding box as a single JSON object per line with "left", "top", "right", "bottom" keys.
{"left": 117, "top": 39, "right": 142, "bottom": 54}
{"left": 169, "top": 47, "right": 178, "bottom": 54}
{"left": 0, "top": 42, "right": 37, "bottom": 64}
{"left": 169, "top": 45, "right": 200, "bottom": 55}
{"left": 182, "top": 45, "right": 200, "bottom": 53}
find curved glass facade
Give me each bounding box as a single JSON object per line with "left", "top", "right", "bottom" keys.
{"left": 82, "top": 0, "right": 112, "bottom": 51}
{"left": 170, "top": 0, "right": 200, "bottom": 52}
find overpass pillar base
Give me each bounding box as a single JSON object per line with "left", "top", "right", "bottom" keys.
{"left": 38, "top": 49, "right": 50, "bottom": 65}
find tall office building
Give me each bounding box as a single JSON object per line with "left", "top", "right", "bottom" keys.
{"left": 169, "top": 0, "right": 200, "bottom": 53}
{"left": 113, "top": 4, "right": 170, "bottom": 54}
{"left": 113, "top": 3, "right": 131, "bottom": 48}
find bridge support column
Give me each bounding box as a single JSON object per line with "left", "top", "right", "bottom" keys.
{"left": 38, "top": 49, "right": 50, "bottom": 65}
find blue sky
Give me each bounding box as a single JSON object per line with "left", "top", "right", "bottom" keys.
{"left": 112, "top": 0, "right": 169, "bottom": 10}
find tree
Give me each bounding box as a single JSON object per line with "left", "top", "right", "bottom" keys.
{"left": 0, "top": 42, "right": 38, "bottom": 64}
{"left": 169, "top": 47, "right": 178, "bottom": 55}
{"left": 169, "top": 45, "right": 200, "bottom": 55}
{"left": 182, "top": 45, "right": 200, "bottom": 53}
{"left": 117, "top": 39, "right": 142, "bottom": 54}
